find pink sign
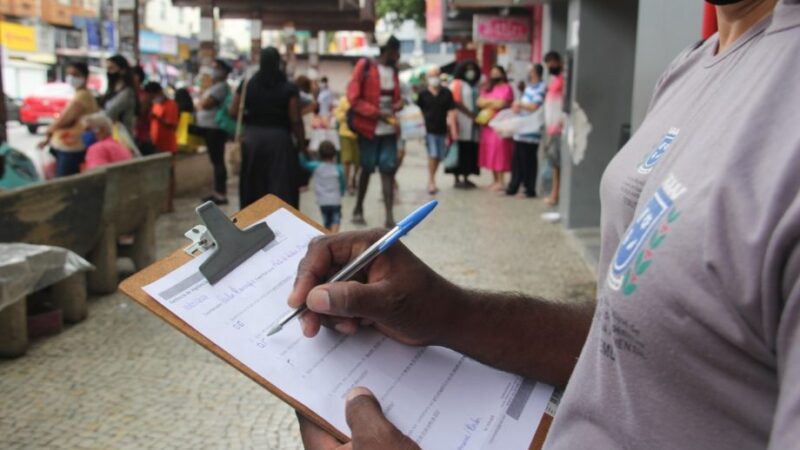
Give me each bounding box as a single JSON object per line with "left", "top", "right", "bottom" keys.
{"left": 426, "top": 0, "right": 443, "bottom": 43}
{"left": 473, "top": 15, "right": 530, "bottom": 43}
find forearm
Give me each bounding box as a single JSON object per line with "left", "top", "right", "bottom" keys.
{"left": 437, "top": 285, "right": 595, "bottom": 388}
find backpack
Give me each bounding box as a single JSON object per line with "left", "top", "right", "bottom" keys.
{"left": 346, "top": 58, "right": 372, "bottom": 137}
{"left": 214, "top": 85, "right": 238, "bottom": 136}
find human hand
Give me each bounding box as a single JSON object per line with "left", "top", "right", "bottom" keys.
{"left": 287, "top": 230, "right": 459, "bottom": 346}
{"left": 297, "top": 387, "right": 419, "bottom": 450}
{"left": 512, "top": 101, "right": 521, "bottom": 114}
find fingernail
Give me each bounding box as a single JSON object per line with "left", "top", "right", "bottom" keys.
{"left": 334, "top": 322, "right": 353, "bottom": 335}
{"left": 307, "top": 289, "right": 330, "bottom": 313}
{"left": 346, "top": 386, "right": 372, "bottom": 402}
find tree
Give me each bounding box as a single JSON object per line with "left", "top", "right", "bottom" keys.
{"left": 377, "top": 0, "right": 426, "bottom": 27}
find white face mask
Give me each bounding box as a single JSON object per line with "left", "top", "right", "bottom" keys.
{"left": 427, "top": 77, "right": 440, "bottom": 88}
{"left": 465, "top": 70, "right": 477, "bottom": 82}
{"left": 66, "top": 75, "right": 85, "bottom": 89}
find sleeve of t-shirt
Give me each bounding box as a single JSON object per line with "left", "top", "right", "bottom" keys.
{"left": 165, "top": 101, "right": 179, "bottom": 126}
{"left": 297, "top": 153, "right": 319, "bottom": 173}
{"left": 767, "top": 198, "right": 800, "bottom": 449}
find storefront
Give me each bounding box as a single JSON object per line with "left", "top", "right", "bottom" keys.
{"left": 1, "top": 21, "right": 55, "bottom": 98}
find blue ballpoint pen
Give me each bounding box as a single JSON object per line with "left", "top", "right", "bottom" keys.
{"left": 266, "top": 199, "right": 439, "bottom": 337}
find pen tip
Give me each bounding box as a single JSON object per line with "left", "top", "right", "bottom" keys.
{"left": 266, "top": 324, "right": 281, "bottom": 337}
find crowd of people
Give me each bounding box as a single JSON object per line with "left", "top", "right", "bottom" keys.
{"left": 15, "top": 39, "right": 566, "bottom": 230}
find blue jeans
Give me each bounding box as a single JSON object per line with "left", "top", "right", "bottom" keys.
{"left": 425, "top": 134, "right": 447, "bottom": 160}
{"left": 51, "top": 148, "right": 86, "bottom": 177}
{"left": 358, "top": 134, "right": 398, "bottom": 174}
{"left": 320, "top": 205, "right": 342, "bottom": 229}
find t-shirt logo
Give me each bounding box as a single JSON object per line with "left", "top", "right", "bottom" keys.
{"left": 607, "top": 174, "right": 686, "bottom": 294}
{"left": 637, "top": 127, "right": 680, "bottom": 174}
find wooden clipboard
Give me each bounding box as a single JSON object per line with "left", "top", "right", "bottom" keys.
{"left": 119, "top": 194, "right": 553, "bottom": 448}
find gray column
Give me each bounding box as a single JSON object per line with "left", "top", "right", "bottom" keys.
{"left": 630, "top": 0, "right": 703, "bottom": 130}
{"left": 559, "top": 0, "right": 639, "bottom": 229}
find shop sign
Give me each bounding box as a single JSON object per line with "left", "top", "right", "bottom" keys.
{"left": 139, "top": 30, "right": 161, "bottom": 54}
{"left": 473, "top": 15, "right": 530, "bottom": 43}
{"left": 0, "top": 21, "right": 37, "bottom": 52}
{"left": 160, "top": 34, "right": 177, "bottom": 56}
{"left": 426, "top": 0, "right": 443, "bottom": 43}
{"left": 103, "top": 21, "right": 116, "bottom": 52}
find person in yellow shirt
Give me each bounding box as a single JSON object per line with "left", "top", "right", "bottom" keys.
{"left": 37, "top": 62, "right": 99, "bottom": 177}
{"left": 333, "top": 96, "right": 359, "bottom": 195}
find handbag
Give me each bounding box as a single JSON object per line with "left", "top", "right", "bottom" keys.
{"left": 475, "top": 108, "right": 496, "bottom": 126}
{"left": 443, "top": 141, "right": 459, "bottom": 171}
{"left": 224, "top": 78, "right": 248, "bottom": 176}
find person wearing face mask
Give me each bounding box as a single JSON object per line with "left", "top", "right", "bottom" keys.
{"left": 446, "top": 60, "right": 481, "bottom": 188}
{"left": 542, "top": 51, "right": 564, "bottom": 207}
{"left": 416, "top": 66, "right": 455, "bottom": 195}
{"left": 477, "top": 65, "right": 515, "bottom": 191}
{"left": 102, "top": 54, "right": 138, "bottom": 136}
{"left": 36, "top": 61, "right": 99, "bottom": 177}
{"left": 196, "top": 59, "right": 233, "bottom": 205}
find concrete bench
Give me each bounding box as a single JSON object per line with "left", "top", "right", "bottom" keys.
{"left": 0, "top": 171, "right": 105, "bottom": 356}
{"left": 88, "top": 153, "right": 171, "bottom": 294}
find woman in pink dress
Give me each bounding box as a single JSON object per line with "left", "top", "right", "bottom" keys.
{"left": 478, "top": 66, "right": 514, "bottom": 191}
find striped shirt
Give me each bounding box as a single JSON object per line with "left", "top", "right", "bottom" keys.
{"left": 513, "top": 81, "right": 546, "bottom": 143}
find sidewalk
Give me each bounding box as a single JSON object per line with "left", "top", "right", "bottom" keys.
{"left": 0, "top": 140, "right": 596, "bottom": 449}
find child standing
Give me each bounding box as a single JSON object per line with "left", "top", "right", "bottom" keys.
{"left": 299, "top": 141, "right": 345, "bottom": 233}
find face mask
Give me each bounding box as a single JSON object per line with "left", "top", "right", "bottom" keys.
{"left": 153, "top": 95, "right": 165, "bottom": 104}
{"left": 490, "top": 76, "right": 503, "bottom": 84}
{"left": 213, "top": 69, "right": 226, "bottom": 79}
{"left": 427, "top": 77, "right": 440, "bottom": 88}
{"left": 66, "top": 75, "right": 85, "bottom": 89}
{"left": 81, "top": 130, "right": 97, "bottom": 148}
{"left": 107, "top": 72, "right": 120, "bottom": 85}
{"left": 549, "top": 66, "right": 562, "bottom": 76}
{"left": 465, "top": 70, "right": 477, "bottom": 82}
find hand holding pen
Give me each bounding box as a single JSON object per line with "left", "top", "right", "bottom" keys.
{"left": 273, "top": 201, "right": 457, "bottom": 342}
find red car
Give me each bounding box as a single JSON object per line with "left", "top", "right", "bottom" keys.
{"left": 19, "top": 83, "right": 75, "bottom": 134}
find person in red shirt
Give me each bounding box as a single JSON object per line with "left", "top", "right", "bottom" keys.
{"left": 82, "top": 112, "right": 132, "bottom": 171}
{"left": 144, "top": 81, "right": 179, "bottom": 211}
{"left": 144, "top": 82, "right": 179, "bottom": 153}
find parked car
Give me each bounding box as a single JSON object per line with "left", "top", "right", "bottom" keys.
{"left": 4, "top": 93, "right": 21, "bottom": 122}
{"left": 19, "top": 83, "right": 75, "bottom": 134}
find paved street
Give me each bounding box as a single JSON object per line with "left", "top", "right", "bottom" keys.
{"left": 0, "top": 139, "right": 596, "bottom": 449}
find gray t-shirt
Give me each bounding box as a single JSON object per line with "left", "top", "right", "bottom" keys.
{"left": 546, "top": 3, "right": 800, "bottom": 449}
{"left": 196, "top": 81, "right": 229, "bottom": 129}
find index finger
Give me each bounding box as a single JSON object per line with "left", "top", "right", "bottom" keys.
{"left": 288, "top": 230, "right": 385, "bottom": 309}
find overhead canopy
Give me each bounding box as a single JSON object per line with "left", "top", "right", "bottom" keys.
{"left": 173, "top": 0, "right": 376, "bottom": 32}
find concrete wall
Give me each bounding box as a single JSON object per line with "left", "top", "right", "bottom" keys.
{"left": 630, "top": 0, "right": 704, "bottom": 130}
{"left": 559, "top": 0, "right": 638, "bottom": 229}
{"left": 543, "top": 1, "right": 569, "bottom": 56}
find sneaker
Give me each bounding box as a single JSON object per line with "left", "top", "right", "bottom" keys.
{"left": 352, "top": 211, "right": 366, "bottom": 225}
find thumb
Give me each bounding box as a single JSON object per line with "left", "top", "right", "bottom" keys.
{"left": 345, "top": 387, "right": 418, "bottom": 450}
{"left": 307, "top": 280, "right": 393, "bottom": 320}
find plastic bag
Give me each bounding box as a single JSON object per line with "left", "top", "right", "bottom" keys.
{"left": 0, "top": 244, "right": 92, "bottom": 313}
{"left": 488, "top": 109, "right": 544, "bottom": 138}
{"left": 443, "top": 141, "right": 459, "bottom": 171}
{"left": 112, "top": 123, "right": 141, "bottom": 157}
{"left": 397, "top": 104, "right": 426, "bottom": 140}
{"left": 488, "top": 110, "right": 521, "bottom": 138}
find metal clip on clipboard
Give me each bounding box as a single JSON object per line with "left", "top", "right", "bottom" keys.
{"left": 183, "top": 201, "right": 275, "bottom": 285}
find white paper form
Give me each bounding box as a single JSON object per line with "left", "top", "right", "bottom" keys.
{"left": 143, "top": 208, "right": 553, "bottom": 449}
